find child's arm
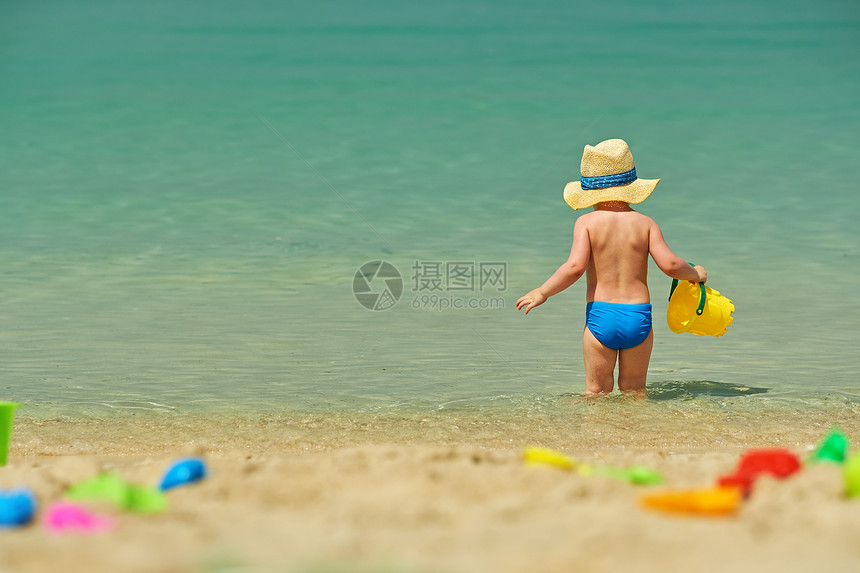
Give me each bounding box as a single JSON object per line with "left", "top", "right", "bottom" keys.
{"left": 516, "top": 218, "right": 591, "bottom": 315}
{"left": 648, "top": 221, "right": 707, "bottom": 283}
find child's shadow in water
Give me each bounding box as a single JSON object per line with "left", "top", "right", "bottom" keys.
{"left": 647, "top": 380, "right": 769, "bottom": 401}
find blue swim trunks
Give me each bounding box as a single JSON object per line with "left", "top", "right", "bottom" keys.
{"left": 585, "top": 302, "right": 653, "bottom": 350}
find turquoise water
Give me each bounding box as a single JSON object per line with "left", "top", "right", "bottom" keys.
{"left": 1, "top": 0, "right": 859, "bottom": 418}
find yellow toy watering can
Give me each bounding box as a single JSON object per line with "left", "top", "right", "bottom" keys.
{"left": 667, "top": 265, "right": 734, "bottom": 337}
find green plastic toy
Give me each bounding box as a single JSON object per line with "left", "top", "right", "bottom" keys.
{"left": 844, "top": 452, "right": 860, "bottom": 498}
{"left": 124, "top": 483, "right": 169, "bottom": 513}
{"left": 0, "top": 402, "right": 20, "bottom": 466}
{"left": 810, "top": 428, "right": 850, "bottom": 464}
{"left": 595, "top": 465, "right": 663, "bottom": 486}
{"left": 65, "top": 473, "right": 168, "bottom": 514}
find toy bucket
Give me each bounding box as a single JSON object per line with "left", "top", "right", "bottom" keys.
{"left": 667, "top": 279, "right": 734, "bottom": 337}
{"left": 0, "top": 402, "right": 20, "bottom": 466}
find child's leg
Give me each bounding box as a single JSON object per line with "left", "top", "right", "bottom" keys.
{"left": 617, "top": 330, "right": 653, "bottom": 393}
{"left": 582, "top": 327, "right": 617, "bottom": 394}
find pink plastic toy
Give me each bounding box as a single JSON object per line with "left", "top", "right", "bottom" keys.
{"left": 44, "top": 502, "right": 115, "bottom": 534}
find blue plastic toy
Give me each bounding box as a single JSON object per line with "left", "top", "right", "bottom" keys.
{"left": 0, "top": 488, "right": 37, "bottom": 527}
{"left": 159, "top": 457, "right": 207, "bottom": 491}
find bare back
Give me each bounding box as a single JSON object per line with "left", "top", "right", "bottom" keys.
{"left": 579, "top": 208, "right": 653, "bottom": 304}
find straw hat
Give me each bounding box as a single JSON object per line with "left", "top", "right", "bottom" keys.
{"left": 563, "top": 139, "right": 660, "bottom": 210}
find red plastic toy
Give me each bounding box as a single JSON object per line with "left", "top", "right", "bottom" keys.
{"left": 718, "top": 448, "right": 801, "bottom": 495}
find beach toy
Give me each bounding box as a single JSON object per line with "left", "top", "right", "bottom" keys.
{"left": 844, "top": 452, "right": 860, "bottom": 498}
{"left": 718, "top": 448, "right": 801, "bottom": 495}
{"left": 523, "top": 448, "right": 661, "bottom": 485}
{"left": 666, "top": 266, "right": 734, "bottom": 337}
{"left": 809, "top": 428, "right": 850, "bottom": 464}
{"left": 125, "top": 483, "right": 169, "bottom": 513}
{"left": 596, "top": 465, "right": 663, "bottom": 486}
{"left": 0, "top": 401, "right": 20, "bottom": 466}
{"left": 641, "top": 486, "right": 741, "bottom": 516}
{"left": 523, "top": 447, "right": 577, "bottom": 471}
{"left": 159, "top": 457, "right": 207, "bottom": 491}
{"left": 65, "top": 473, "right": 128, "bottom": 508}
{"left": 65, "top": 473, "right": 168, "bottom": 514}
{"left": 44, "top": 502, "right": 115, "bottom": 534}
{"left": 0, "top": 488, "right": 37, "bottom": 527}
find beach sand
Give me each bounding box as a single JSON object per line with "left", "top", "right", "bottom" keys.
{"left": 2, "top": 409, "right": 860, "bottom": 573}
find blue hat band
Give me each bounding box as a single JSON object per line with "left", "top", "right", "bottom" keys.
{"left": 580, "top": 168, "right": 637, "bottom": 190}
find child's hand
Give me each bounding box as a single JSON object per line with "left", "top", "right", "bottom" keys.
{"left": 692, "top": 265, "right": 707, "bottom": 284}
{"left": 516, "top": 289, "right": 547, "bottom": 315}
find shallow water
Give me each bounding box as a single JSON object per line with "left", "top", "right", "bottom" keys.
{"left": 1, "top": 0, "right": 859, "bottom": 420}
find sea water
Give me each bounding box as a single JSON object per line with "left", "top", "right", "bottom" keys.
{"left": 1, "top": 0, "right": 859, "bottom": 422}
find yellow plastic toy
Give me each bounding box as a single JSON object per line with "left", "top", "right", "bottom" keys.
{"left": 666, "top": 265, "right": 734, "bottom": 337}
{"left": 640, "top": 486, "right": 742, "bottom": 516}
{"left": 522, "top": 447, "right": 577, "bottom": 471}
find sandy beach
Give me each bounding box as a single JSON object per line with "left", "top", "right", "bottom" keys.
{"left": 3, "top": 1, "right": 859, "bottom": 571}
{"left": 2, "top": 410, "right": 859, "bottom": 573}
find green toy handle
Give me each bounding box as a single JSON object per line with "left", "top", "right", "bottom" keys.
{"left": 668, "top": 262, "right": 706, "bottom": 316}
